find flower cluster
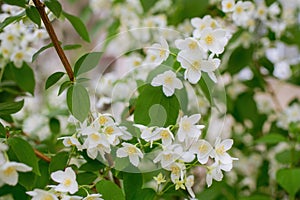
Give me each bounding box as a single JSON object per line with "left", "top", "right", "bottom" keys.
{"left": 0, "top": 143, "right": 32, "bottom": 187}
{"left": 0, "top": 4, "right": 48, "bottom": 68}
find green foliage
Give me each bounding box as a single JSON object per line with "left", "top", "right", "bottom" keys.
{"left": 256, "top": 134, "right": 287, "bottom": 144}
{"left": 227, "top": 46, "right": 253, "bottom": 75}
{"left": 7, "top": 137, "right": 41, "bottom": 175}
{"left": 44, "top": 0, "right": 62, "bottom": 18}
{"left": 3, "top": 0, "right": 27, "bottom": 8}
{"left": 49, "top": 117, "right": 60, "bottom": 134}
{"left": 0, "top": 100, "right": 24, "bottom": 116}
{"left": 66, "top": 84, "right": 90, "bottom": 122}
{"left": 62, "top": 11, "right": 91, "bottom": 42}
{"left": 73, "top": 52, "right": 102, "bottom": 77}
{"left": 77, "top": 172, "right": 97, "bottom": 185}
{"left": 25, "top": 6, "right": 41, "bottom": 27}
{"left": 140, "top": 0, "right": 158, "bottom": 12}
{"left": 10, "top": 62, "right": 36, "bottom": 95}
{"left": 134, "top": 84, "right": 180, "bottom": 127}
{"left": 58, "top": 80, "right": 72, "bottom": 95}
{"left": 96, "top": 180, "right": 125, "bottom": 200}
{"left": 276, "top": 168, "right": 300, "bottom": 196}
{"left": 0, "top": 11, "right": 25, "bottom": 31}
{"left": 49, "top": 151, "right": 69, "bottom": 174}
{"left": 45, "top": 72, "right": 65, "bottom": 90}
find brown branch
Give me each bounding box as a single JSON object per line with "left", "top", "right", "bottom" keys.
{"left": 32, "top": 0, "right": 75, "bottom": 82}
{"left": 34, "top": 149, "right": 51, "bottom": 163}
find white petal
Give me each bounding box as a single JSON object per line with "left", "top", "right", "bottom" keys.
{"left": 116, "top": 148, "right": 128, "bottom": 158}
{"left": 189, "top": 114, "right": 201, "bottom": 124}
{"left": 222, "top": 139, "right": 233, "bottom": 150}
{"left": 162, "top": 85, "right": 175, "bottom": 97}
{"left": 129, "top": 155, "right": 139, "bottom": 167}
{"left": 51, "top": 170, "right": 65, "bottom": 182}
{"left": 187, "top": 69, "right": 201, "bottom": 84}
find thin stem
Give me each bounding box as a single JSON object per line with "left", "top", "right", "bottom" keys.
{"left": 34, "top": 149, "right": 51, "bottom": 163}
{"left": 32, "top": 0, "right": 75, "bottom": 82}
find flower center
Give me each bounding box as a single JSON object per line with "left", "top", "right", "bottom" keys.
{"left": 91, "top": 133, "right": 100, "bottom": 141}
{"left": 159, "top": 49, "right": 166, "bottom": 58}
{"left": 163, "top": 154, "right": 172, "bottom": 161}
{"left": 4, "top": 167, "right": 15, "bottom": 176}
{"left": 188, "top": 41, "right": 198, "bottom": 50}
{"left": 133, "top": 60, "right": 141, "bottom": 67}
{"left": 182, "top": 121, "right": 191, "bottom": 131}
{"left": 216, "top": 145, "right": 225, "bottom": 155}
{"left": 15, "top": 52, "right": 24, "bottom": 60}
{"left": 204, "top": 35, "right": 214, "bottom": 45}
{"left": 198, "top": 144, "right": 208, "bottom": 153}
{"left": 192, "top": 61, "right": 201, "bottom": 70}
{"left": 105, "top": 126, "right": 114, "bottom": 135}
{"left": 160, "top": 130, "right": 170, "bottom": 139}
{"left": 164, "top": 76, "right": 173, "bottom": 84}
{"left": 236, "top": 6, "right": 243, "bottom": 14}
{"left": 42, "top": 195, "right": 54, "bottom": 200}
{"left": 226, "top": 2, "right": 233, "bottom": 9}
{"left": 127, "top": 146, "right": 137, "bottom": 155}
{"left": 63, "top": 178, "right": 72, "bottom": 187}
{"left": 171, "top": 166, "right": 180, "bottom": 175}
{"left": 99, "top": 116, "right": 108, "bottom": 125}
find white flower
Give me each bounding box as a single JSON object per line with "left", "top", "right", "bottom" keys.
{"left": 273, "top": 62, "right": 292, "bottom": 80}
{"left": 116, "top": 142, "right": 143, "bottom": 167}
{"left": 50, "top": 167, "right": 78, "bottom": 194}
{"left": 177, "top": 51, "right": 220, "bottom": 83}
{"left": 190, "top": 140, "right": 213, "bottom": 164}
{"left": 83, "top": 194, "right": 104, "bottom": 200}
{"left": 185, "top": 175, "right": 195, "bottom": 198}
{"left": 211, "top": 137, "right": 233, "bottom": 164}
{"left": 60, "top": 136, "right": 82, "bottom": 150}
{"left": 165, "top": 162, "right": 186, "bottom": 183}
{"left": 61, "top": 194, "right": 82, "bottom": 200}
{"left": 191, "top": 15, "right": 220, "bottom": 38}
{"left": 10, "top": 48, "right": 31, "bottom": 68}
{"left": 175, "top": 37, "right": 203, "bottom": 55}
{"left": 86, "top": 142, "right": 111, "bottom": 160}
{"left": 177, "top": 114, "right": 204, "bottom": 142}
{"left": 145, "top": 37, "right": 170, "bottom": 66}
{"left": 153, "top": 144, "right": 183, "bottom": 168}
{"left": 153, "top": 173, "right": 166, "bottom": 185}
{"left": 27, "top": 189, "right": 58, "bottom": 200}
{"left": 232, "top": 1, "right": 254, "bottom": 26}
{"left": 206, "top": 162, "right": 223, "bottom": 187}
{"left": 151, "top": 127, "right": 174, "bottom": 146}
{"left": 199, "top": 28, "right": 227, "bottom": 55}
{"left": 151, "top": 70, "right": 183, "bottom": 97}
{"left": 221, "top": 0, "right": 235, "bottom": 13}
{"left": 0, "top": 161, "right": 32, "bottom": 186}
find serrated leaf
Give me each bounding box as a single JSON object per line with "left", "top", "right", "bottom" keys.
{"left": 134, "top": 84, "right": 180, "bottom": 127}
{"left": 74, "top": 52, "right": 102, "bottom": 76}
{"left": 63, "top": 44, "right": 82, "bottom": 50}
{"left": 63, "top": 11, "right": 90, "bottom": 42}
{"left": 3, "top": 0, "right": 27, "bottom": 7}
{"left": 32, "top": 42, "right": 54, "bottom": 62}
{"left": 96, "top": 180, "right": 125, "bottom": 200}
{"left": 256, "top": 134, "right": 287, "bottom": 144}
{"left": 0, "top": 100, "right": 24, "bottom": 116}
{"left": 26, "top": 6, "right": 41, "bottom": 27}
{"left": 67, "top": 84, "right": 90, "bottom": 122}
{"left": 49, "top": 151, "right": 69, "bottom": 173}
{"left": 44, "top": 0, "right": 62, "bottom": 18}
{"left": 7, "top": 137, "right": 40, "bottom": 175}
{"left": 45, "top": 72, "right": 65, "bottom": 90}
{"left": 58, "top": 81, "right": 72, "bottom": 96}
{"left": 276, "top": 168, "right": 300, "bottom": 196}
{"left": 0, "top": 11, "right": 25, "bottom": 31}
{"left": 11, "top": 62, "right": 35, "bottom": 95}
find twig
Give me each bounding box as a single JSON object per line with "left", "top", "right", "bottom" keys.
{"left": 32, "top": 0, "right": 75, "bottom": 82}
{"left": 34, "top": 149, "right": 51, "bottom": 163}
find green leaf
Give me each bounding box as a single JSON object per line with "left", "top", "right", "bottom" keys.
{"left": 275, "top": 150, "right": 300, "bottom": 164}
{"left": 67, "top": 84, "right": 90, "bottom": 122}
{"left": 63, "top": 11, "right": 90, "bottom": 42}
{"left": 227, "top": 46, "right": 253, "bottom": 75}
{"left": 123, "top": 172, "right": 142, "bottom": 200}
{"left": 25, "top": 6, "right": 41, "bottom": 27}
{"left": 134, "top": 84, "right": 180, "bottom": 127}
{"left": 0, "top": 11, "right": 26, "bottom": 31}
{"left": 11, "top": 62, "right": 35, "bottom": 95}
{"left": 79, "top": 160, "right": 105, "bottom": 172}
{"left": 0, "top": 100, "right": 24, "bottom": 116}
{"left": 140, "top": 0, "right": 158, "bottom": 12}
{"left": 49, "top": 117, "right": 60, "bottom": 134}
{"left": 3, "top": 0, "right": 27, "bottom": 7}
{"left": 63, "top": 44, "right": 82, "bottom": 50}
{"left": 7, "top": 137, "right": 40, "bottom": 175}
{"left": 44, "top": 0, "right": 62, "bottom": 18}
{"left": 276, "top": 168, "right": 300, "bottom": 196}
{"left": 32, "top": 43, "right": 54, "bottom": 62}
{"left": 74, "top": 52, "right": 102, "bottom": 77}
{"left": 45, "top": 72, "right": 65, "bottom": 90}
{"left": 49, "top": 151, "right": 69, "bottom": 173}
{"left": 0, "top": 122, "right": 6, "bottom": 136}
{"left": 58, "top": 81, "right": 72, "bottom": 96}
{"left": 77, "top": 172, "right": 97, "bottom": 185}
{"left": 256, "top": 134, "right": 287, "bottom": 144}
{"left": 240, "top": 194, "right": 271, "bottom": 200}
{"left": 96, "top": 180, "right": 125, "bottom": 200}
